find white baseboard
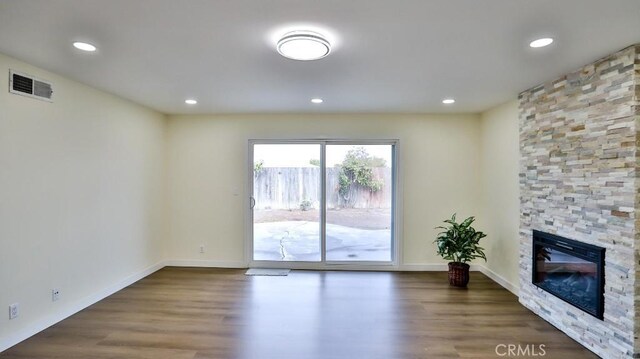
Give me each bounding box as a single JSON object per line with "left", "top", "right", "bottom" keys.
{"left": 399, "top": 263, "right": 449, "bottom": 271}
{"left": 163, "top": 259, "right": 247, "bottom": 268}
{"left": 402, "top": 263, "right": 518, "bottom": 296}
{"left": 0, "top": 261, "right": 164, "bottom": 353}
{"left": 162, "top": 261, "right": 519, "bottom": 296}
{"left": 161, "top": 261, "right": 518, "bottom": 297}
{"left": 400, "top": 263, "right": 484, "bottom": 271}
{"left": 477, "top": 265, "right": 519, "bottom": 296}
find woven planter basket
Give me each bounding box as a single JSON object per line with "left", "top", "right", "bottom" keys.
{"left": 448, "top": 262, "right": 470, "bottom": 287}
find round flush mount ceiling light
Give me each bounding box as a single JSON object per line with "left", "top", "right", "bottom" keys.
{"left": 529, "top": 37, "right": 554, "bottom": 48}
{"left": 442, "top": 98, "right": 455, "bottom": 104}
{"left": 311, "top": 98, "right": 323, "bottom": 104}
{"left": 277, "top": 31, "right": 331, "bottom": 61}
{"left": 73, "top": 41, "right": 97, "bottom": 52}
{"left": 184, "top": 99, "right": 198, "bottom": 105}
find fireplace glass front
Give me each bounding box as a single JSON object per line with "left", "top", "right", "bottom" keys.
{"left": 532, "top": 230, "right": 605, "bottom": 319}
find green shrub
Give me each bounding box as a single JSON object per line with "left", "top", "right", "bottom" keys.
{"left": 337, "top": 147, "right": 385, "bottom": 198}
{"left": 299, "top": 199, "right": 313, "bottom": 211}
{"left": 254, "top": 160, "right": 264, "bottom": 177}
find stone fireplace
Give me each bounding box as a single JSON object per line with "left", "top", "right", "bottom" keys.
{"left": 519, "top": 44, "right": 640, "bottom": 358}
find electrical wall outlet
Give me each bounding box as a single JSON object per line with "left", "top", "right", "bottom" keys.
{"left": 199, "top": 245, "right": 205, "bottom": 254}
{"left": 9, "top": 303, "right": 19, "bottom": 320}
{"left": 52, "top": 289, "right": 60, "bottom": 302}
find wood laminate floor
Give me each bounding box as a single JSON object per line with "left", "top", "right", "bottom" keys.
{"left": 0, "top": 268, "right": 598, "bottom": 359}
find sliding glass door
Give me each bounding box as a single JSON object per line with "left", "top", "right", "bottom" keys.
{"left": 252, "top": 144, "right": 322, "bottom": 261}
{"left": 250, "top": 140, "right": 396, "bottom": 266}
{"left": 325, "top": 144, "right": 393, "bottom": 262}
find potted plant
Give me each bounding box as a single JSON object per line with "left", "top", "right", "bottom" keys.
{"left": 434, "top": 214, "right": 487, "bottom": 287}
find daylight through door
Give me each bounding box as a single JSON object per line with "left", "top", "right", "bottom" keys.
{"left": 250, "top": 141, "right": 395, "bottom": 265}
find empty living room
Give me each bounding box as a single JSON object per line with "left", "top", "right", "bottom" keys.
{"left": 1, "top": 1, "right": 640, "bottom": 358}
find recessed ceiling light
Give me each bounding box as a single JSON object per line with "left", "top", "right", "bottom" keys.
{"left": 72, "top": 42, "right": 97, "bottom": 52}
{"left": 277, "top": 31, "right": 331, "bottom": 61}
{"left": 529, "top": 38, "right": 554, "bottom": 48}
{"left": 185, "top": 99, "right": 198, "bottom": 105}
{"left": 442, "top": 98, "right": 455, "bottom": 104}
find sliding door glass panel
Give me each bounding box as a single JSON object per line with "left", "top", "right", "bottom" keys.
{"left": 325, "top": 145, "right": 393, "bottom": 261}
{"left": 253, "top": 144, "right": 321, "bottom": 261}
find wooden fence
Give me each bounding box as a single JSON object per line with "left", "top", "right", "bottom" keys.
{"left": 253, "top": 167, "right": 391, "bottom": 210}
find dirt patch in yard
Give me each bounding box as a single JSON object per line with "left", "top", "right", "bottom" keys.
{"left": 254, "top": 208, "right": 391, "bottom": 230}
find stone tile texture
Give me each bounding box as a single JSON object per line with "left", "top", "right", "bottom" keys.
{"left": 519, "top": 44, "right": 640, "bottom": 358}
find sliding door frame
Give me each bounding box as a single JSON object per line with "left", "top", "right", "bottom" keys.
{"left": 245, "top": 138, "right": 401, "bottom": 270}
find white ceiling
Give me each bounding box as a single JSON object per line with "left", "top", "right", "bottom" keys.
{"left": 0, "top": 0, "right": 639, "bottom": 114}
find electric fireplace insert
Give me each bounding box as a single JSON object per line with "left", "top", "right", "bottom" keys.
{"left": 532, "top": 230, "right": 605, "bottom": 319}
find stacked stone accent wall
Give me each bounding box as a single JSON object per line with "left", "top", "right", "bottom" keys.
{"left": 634, "top": 45, "right": 640, "bottom": 357}
{"left": 519, "top": 44, "right": 639, "bottom": 358}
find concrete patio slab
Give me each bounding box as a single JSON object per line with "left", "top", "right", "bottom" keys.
{"left": 253, "top": 221, "right": 391, "bottom": 262}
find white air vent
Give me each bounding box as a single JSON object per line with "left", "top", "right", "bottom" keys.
{"left": 9, "top": 70, "right": 53, "bottom": 102}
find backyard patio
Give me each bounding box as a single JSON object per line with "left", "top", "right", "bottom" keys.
{"left": 254, "top": 208, "right": 391, "bottom": 261}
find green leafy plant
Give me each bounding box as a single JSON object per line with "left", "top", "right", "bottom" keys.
{"left": 434, "top": 214, "right": 487, "bottom": 264}
{"left": 337, "top": 147, "right": 385, "bottom": 198}
{"left": 309, "top": 159, "right": 320, "bottom": 166}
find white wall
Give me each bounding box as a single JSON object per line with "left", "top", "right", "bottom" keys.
{"left": 0, "top": 48, "right": 522, "bottom": 351}
{"left": 0, "top": 53, "right": 166, "bottom": 349}
{"left": 479, "top": 100, "right": 520, "bottom": 291}
{"left": 165, "top": 113, "right": 483, "bottom": 267}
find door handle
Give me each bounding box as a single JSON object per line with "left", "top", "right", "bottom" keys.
{"left": 250, "top": 196, "right": 256, "bottom": 209}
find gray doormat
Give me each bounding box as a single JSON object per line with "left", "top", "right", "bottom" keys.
{"left": 245, "top": 268, "right": 291, "bottom": 276}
